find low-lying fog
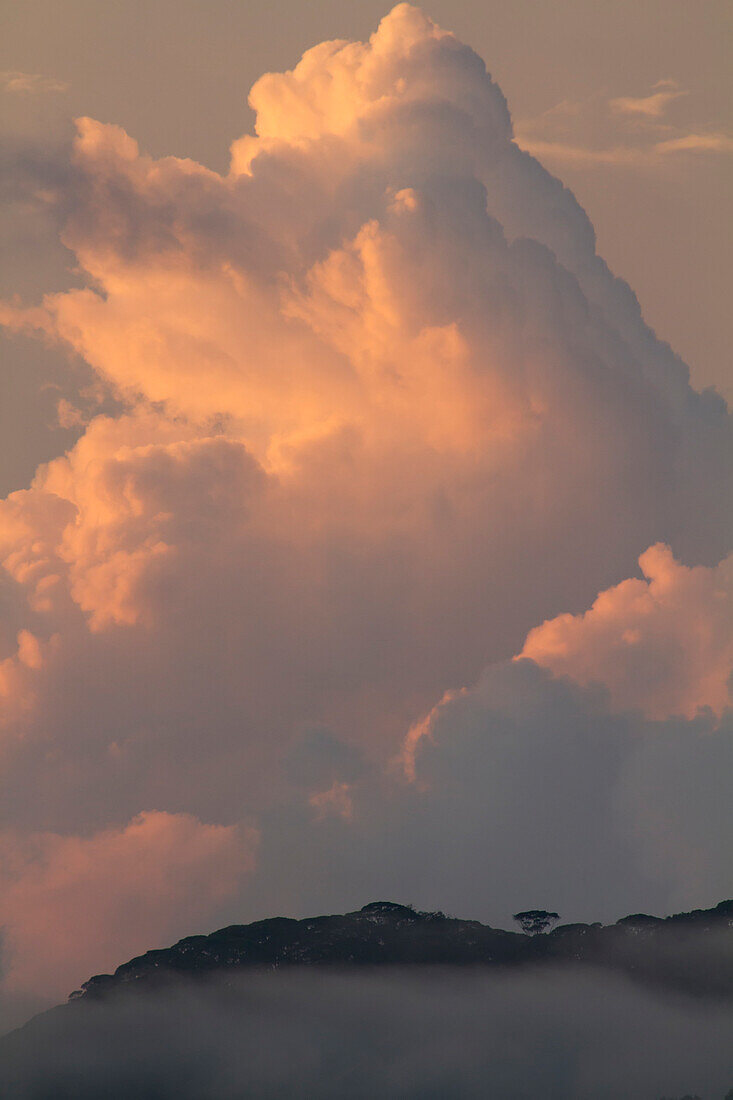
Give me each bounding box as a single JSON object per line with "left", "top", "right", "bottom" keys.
{"left": 1, "top": 968, "right": 731, "bottom": 1098}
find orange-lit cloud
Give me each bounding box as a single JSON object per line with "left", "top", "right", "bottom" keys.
{"left": 654, "top": 132, "right": 733, "bottom": 155}
{"left": 610, "top": 81, "right": 687, "bottom": 119}
{"left": 0, "top": 4, "right": 730, "bottom": 1002}
{"left": 0, "top": 811, "right": 257, "bottom": 999}
{"left": 1, "top": 70, "right": 68, "bottom": 95}
{"left": 520, "top": 545, "right": 733, "bottom": 720}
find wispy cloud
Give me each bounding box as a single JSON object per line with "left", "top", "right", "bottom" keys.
{"left": 655, "top": 131, "right": 733, "bottom": 155}
{"left": 516, "top": 80, "right": 732, "bottom": 167}
{"left": 514, "top": 140, "right": 642, "bottom": 166}
{"left": 610, "top": 79, "right": 687, "bottom": 119}
{"left": 1, "top": 70, "right": 68, "bottom": 95}
{"left": 517, "top": 134, "right": 733, "bottom": 166}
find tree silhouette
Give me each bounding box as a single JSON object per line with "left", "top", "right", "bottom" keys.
{"left": 657, "top": 1095, "right": 702, "bottom": 1100}
{"left": 512, "top": 909, "right": 560, "bottom": 935}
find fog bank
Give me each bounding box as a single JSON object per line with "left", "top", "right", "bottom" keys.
{"left": 2, "top": 969, "right": 731, "bottom": 1099}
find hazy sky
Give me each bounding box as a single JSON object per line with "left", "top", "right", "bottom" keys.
{"left": 0, "top": 1, "right": 731, "bottom": 1016}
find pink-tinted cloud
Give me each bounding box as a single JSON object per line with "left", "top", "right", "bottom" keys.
{"left": 0, "top": 811, "right": 257, "bottom": 998}
{"left": 520, "top": 545, "right": 732, "bottom": 720}
{"left": 0, "top": 2, "right": 727, "bottom": 804}
{"left": 0, "top": 4, "right": 729, "bottom": 1002}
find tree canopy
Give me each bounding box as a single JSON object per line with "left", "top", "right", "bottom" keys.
{"left": 512, "top": 910, "right": 560, "bottom": 935}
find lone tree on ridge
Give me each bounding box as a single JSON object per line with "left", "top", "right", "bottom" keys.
{"left": 513, "top": 909, "right": 560, "bottom": 935}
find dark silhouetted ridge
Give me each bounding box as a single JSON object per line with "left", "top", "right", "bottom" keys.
{"left": 72, "top": 898, "right": 733, "bottom": 1003}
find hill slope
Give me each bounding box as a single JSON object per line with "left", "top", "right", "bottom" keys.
{"left": 73, "top": 898, "right": 733, "bottom": 1002}
{"left": 2, "top": 901, "right": 732, "bottom": 1099}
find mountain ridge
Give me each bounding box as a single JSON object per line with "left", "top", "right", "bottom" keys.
{"left": 71, "top": 897, "right": 733, "bottom": 1004}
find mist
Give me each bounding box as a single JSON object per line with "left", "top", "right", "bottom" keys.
{"left": 2, "top": 969, "right": 731, "bottom": 1099}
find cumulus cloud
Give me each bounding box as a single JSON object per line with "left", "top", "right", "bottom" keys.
{"left": 248, "top": 660, "right": 732, "bottom": 929}
{"left": 0, "top": 811, "right": 257, "bottom": 999}
{"left": 0, "top": 4, "right": 730, "bottom": 1002}
{"left": 521, "top": 544, "right": 733, "bottom": 719}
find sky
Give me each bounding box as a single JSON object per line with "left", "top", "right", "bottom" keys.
{"left": 0, "top": 0, "right": 731, "bottom": 1021}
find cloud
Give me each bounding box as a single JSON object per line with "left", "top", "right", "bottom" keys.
{"left": 0, "top": 811, "right": 257, "bottom": 999}
{"left": 519, "top": 132, "right": 733, "bottom": 166}
{"left": 0, "top": 71, "right": 68, "bottom": 96}
{"left": 655, "top": 131, "right": 733, "bottom": 155}
{"left": 512, "top": 139, "right": 645, "bottom": 167}
{"left": 521, "top": 544, "right": 733, "bottom": 719}
{"left": 241, "top": 3, "right": 510, "bottom": 151}
{"left": 610, "top": 81, "right": 687, "bottom": 119}
{"left": 309, "top": 781, "right": 354, "bottom": 822}
{"left": 250, "top": 660, "right": 732, "bottom": 929}
{"left": 516, "top": 80, "right": 732, "bottom": 167}
{"left": 0, "top": 4, "right": 730, "bottom": 1002}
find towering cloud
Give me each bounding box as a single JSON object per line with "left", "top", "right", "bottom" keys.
{"left": 0, "top": 5, "right": 730, "bottom": 1003}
